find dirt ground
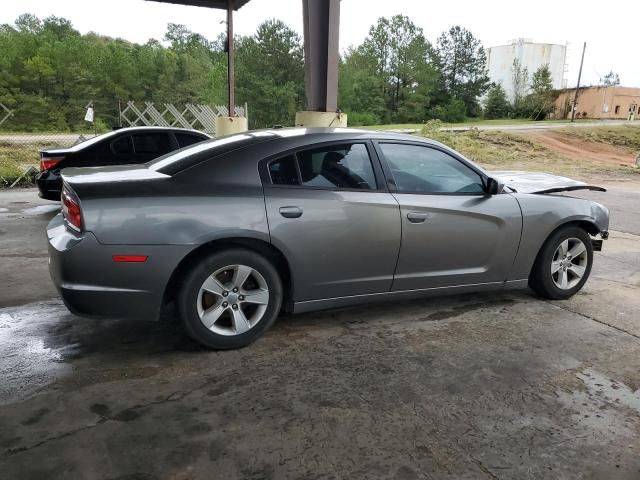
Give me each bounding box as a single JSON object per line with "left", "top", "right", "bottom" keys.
{"left": 520, "top": 130, "right": 637, "bottom": 167}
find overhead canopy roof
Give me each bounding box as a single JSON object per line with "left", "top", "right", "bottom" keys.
{"left": 145, "top": 0, "right": 252, "bottom": 10}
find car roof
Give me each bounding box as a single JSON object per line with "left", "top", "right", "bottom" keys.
{"left": 243, "top": 127, "right": 449, "bottom": 151}
{"left": 42, "top": 126, "right": 210, "bottom": 154}
{"left": 231, "top": 126, "right": 442, "bottom": 145}
{"left": 112, "top": 126, "right": 210, "bottom": 136}
{"left": 147, "top": 127, "right": 451, "bottom": 174}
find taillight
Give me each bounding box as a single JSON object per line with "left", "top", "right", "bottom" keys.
{"left": 61, "top": 189, "right": 83, "bottom": 232}
{"left": 40, "top": 156, "right": 65, "bottom": 172}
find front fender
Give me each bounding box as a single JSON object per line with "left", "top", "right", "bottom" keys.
{"left": 508, "top": 194, "right": 609, "bottom": 281}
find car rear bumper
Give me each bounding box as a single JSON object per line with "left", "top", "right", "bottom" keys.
{"left": 47, "top": 214, "right": 190, "bottom": 321}
{"left": 36, "top": 171, "right": 62, "bottom": 200}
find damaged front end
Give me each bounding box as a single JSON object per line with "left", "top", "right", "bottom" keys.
{"left": 490, "top": 171, "right": 607, "bottom": 195}
{"left": 491, "top": 171, "right": 610, "bottom": 250}
{"left": 589, "top": 203, "right": 610, "bottom": 251}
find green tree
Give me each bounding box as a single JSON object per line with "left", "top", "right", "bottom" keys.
{"left": 0, "top": 14, "right": 241, "bottom": 131}
{"left": 483, "top": 83, "right": 511, "bottom": 119}
{"left": 430, "top": 96, "right": 466, "bottom": 122}
{"left": 599, "top": 70, "right": 620, "bottom": 86}
{"left": 165, "top": 23, "right": 211, "bottom": 51}
{"left": 235, "top": 19, "right": 304, "bottom": 128}
{"left": 14, "top": 13, "right": 42, "bottom": 33}
{"left": 511, "top": 59, "right": 529, "bottom": 117}
{"left": 524, "top": 64, "right": 556, "bottom": 120}
{"left": 354, "top": 15, "right": 439, "bottom": 124}
{"left": 360, "top": 16, "right": 392, "bottom": 111}
{"left": 435, "top": 26, "right": 489, "bottom": 117}
{"left": 339, "top": 47, "right": 386, "bottom": 124}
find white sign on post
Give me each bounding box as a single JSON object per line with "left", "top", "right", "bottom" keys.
{"left": 84, "top": 106, "right": 94, "bottom": 123}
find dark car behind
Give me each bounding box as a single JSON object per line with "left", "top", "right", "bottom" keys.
{"left": 36, "top": 126, "right": 210, "bottom": 200}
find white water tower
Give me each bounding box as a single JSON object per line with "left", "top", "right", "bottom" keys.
{"left": 486, "top": 38, "right": 568, "bottom": 100}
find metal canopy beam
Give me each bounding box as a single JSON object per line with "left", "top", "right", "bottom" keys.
{"left": 302, "top": 0, "right": 340, "bottom": 112}
{"left": 146, "top": 0, "right": 251, "bottom": 10}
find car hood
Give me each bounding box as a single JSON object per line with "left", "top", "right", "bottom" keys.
{"left": 490, "top": 171, "right": 606, "bottom": 194}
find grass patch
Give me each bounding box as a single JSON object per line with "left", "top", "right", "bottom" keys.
{"left": 363, "top": 123, "right": 425, "bottom": 131}
{"left": 557, "top": 125, "right": 640, "bottom": 152}
{"left": 362, "top": 118, "right": 600, "bottom": 131}
{"left": 0, "top": 141, "right": 64, "bottom": 186}
{"left": 418, "top": 121, "right": 636, "bottom": 179}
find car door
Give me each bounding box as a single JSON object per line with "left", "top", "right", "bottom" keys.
{"left": 375, "top": 141, "right": 522, "bottom": 291}
{"left": 263, "top": 141, "right": 401, "bottom": 302}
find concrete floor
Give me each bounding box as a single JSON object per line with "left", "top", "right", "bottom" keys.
{"left": 0, "top": 184, "right": 639, "bottom": 479}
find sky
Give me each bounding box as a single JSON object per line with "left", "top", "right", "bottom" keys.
{"left": 1, "top": 0, "right": 638, "bottom": 88}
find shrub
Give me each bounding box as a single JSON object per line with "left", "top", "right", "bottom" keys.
{"left": 430, "top": 97, "right": 466, "bottom": 123}
{"left": 347, "top": 111, "right": 380, "bottom": 126}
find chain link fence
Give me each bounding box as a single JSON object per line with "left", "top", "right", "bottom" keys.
{"left": 0, "top": 100, "right": 247, "bottom": 187}
{"left": 0, "top": 131, "right": 89, "bottom": 188}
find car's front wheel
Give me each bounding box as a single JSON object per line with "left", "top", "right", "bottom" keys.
{"left": 178, "top": 248, "right": 283, "bottom": 349}
{"left": 529, "top": 225, "right": 593, "bottom": 300}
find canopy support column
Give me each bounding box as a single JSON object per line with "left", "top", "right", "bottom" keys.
{"left": 295, "top": 0, "right": 347, "bottom": 127}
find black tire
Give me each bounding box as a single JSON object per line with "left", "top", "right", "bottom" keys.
{"left": 529, "top": 225, "right": 593, "bottom": 300}
{"left": 178, "top": 248, "right": 283, "bottom": 349}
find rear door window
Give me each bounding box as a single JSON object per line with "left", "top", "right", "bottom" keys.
{"left": 108, "top": 135, "right": 135, "bottom": 164}
{"left": 132, "top": 132, "right": 173, "bottom": 162}
{"left": 175, "top": 132, "right": 207, "bottom": 148}
{"left": 268, "top": 155, "right": 298, "bottom": 186}
{"left": 268, "top": 143, "right": 377, "bottom": 190}
{"left": 111, "top": 135, "right": 133, "bottom": 155}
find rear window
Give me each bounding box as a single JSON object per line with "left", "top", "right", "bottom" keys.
{"left": 147, "top": 134, "right": 272, "bottom": 174}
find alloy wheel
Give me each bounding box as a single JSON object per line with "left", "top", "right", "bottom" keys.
{"left": 550, "top": 237, "right": 588, "bottom": 290}
{"left": 196, "top": 264, "right": 269, "bottom": 336}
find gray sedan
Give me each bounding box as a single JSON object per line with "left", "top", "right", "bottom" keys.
{"left": 47, "top": 128, "right": 610, "bottom": 349}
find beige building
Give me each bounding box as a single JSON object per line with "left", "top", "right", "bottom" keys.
{"left": 554, "top": 86, "right": 640, "bottom": 120}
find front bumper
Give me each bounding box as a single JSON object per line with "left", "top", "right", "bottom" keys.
{"left": 591, "top": 230, "right": 609, "bottom": 252}
{"left": 47, "top": 214, "right": 189, "bottom": 321}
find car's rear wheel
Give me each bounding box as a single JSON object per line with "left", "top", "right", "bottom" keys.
{"left": 178, "top": 248, "right": 283, "bottom": 349}
{"left": 529, "top": 226, "right": 593, "bottom": 300}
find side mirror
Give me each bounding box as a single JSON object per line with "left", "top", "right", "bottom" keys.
{"left": 484, "top": 177, "right": 504, "bottom": 195}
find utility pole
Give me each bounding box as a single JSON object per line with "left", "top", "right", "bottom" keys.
{"left": 227, "top": 0, "right": 235, "bottom": 116}
{"left": 571, "top": 42, "right": 586, "bottom": 122}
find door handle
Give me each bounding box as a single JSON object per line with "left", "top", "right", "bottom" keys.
{"left": 407, "top": 212, "right": 429, "bottom": 223}
{"left": 279, "top": 206, "right": 303, "bottom": 218}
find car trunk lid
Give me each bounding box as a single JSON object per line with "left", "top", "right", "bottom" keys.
{"left": 491, "top": 171, "right": 606, "bottom": 194}
{"left": 61, "top": 164, "right": 170, "bottom": 198}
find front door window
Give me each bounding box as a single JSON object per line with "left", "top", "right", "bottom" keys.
{"left": 379, "top": 143, "right": 484, "bottom": 194}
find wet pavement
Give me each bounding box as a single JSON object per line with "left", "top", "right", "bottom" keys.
{"left": 0, "top": 186, "right": 639, "bottom": 479}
